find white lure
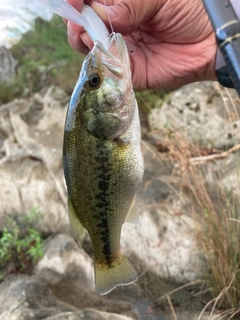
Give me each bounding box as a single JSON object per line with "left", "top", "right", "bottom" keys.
{"left": 37, "top": 0, "right": 110, "bottom": 49}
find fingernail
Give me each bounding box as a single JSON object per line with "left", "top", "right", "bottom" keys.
{"left": 91, "top": 2, "right": 110, "bottom": 20}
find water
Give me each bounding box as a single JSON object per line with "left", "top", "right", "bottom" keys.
{"left": 0, "top": 0, "right": 53, "bottom": 48}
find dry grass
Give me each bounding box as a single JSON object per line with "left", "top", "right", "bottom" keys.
{"left": 161, "top": 130, "right": 240, "bottom": 316}
{"left": 149, "top": 85, "right": 240, "bottom": 317}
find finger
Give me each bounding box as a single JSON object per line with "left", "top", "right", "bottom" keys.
{"left": 63, "top": 0, "right": 114, "bottom": 26}
{"left": 67, "top": 0, "right": 83, "bottom": 11}
{"left": 81, "top": 32, "right": 94, "bottom": 50}
{"left": 68, "top": 33, "right": 90, "bottom": 55}
{"left": 91, "top": 0, "right": 162, "bottom": 34}
{"left": 68, "top": 20, "right": 85, "bottom": 35}
{"left": 86, "top": 0, "right": 116, "bottom": 6}
{"left": 68, "top": 22, "right": 89, "bottom": 54}
{"left": 65, "top": 0, "right": 85, "bottom": 33}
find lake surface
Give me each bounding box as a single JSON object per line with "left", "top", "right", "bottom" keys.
{"left": 0, "top": 0, "right": 53, "bottom": 47}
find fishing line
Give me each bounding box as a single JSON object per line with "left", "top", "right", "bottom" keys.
{"left": 138, "top": 216, "right": 151, "bottom": 320}
{"left": 102, "top": 0, "right": 115, "bottom": 35}
{"left": 101, "top": 0, "right": 123, "bottom": 55}
{"left": 100, "top": 1, "right": 149, "bottom": 316}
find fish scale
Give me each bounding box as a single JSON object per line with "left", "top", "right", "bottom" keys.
{"left": 66, "top": 133, "right": 134, "bottom": 261}
{"left": 63, "top": 33, "right": 144, "bottom": 295}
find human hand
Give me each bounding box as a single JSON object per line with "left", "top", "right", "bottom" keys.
{"left": 65, "top": 0, "right": 217, "bottom": 89}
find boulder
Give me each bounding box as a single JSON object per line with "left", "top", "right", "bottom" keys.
{"left": 120, "top": 141, "right": 203, "bottom": 283}
{"left": 0, "top": 86, "right": 70, "bottom": 233}
{"left": 121, "top": 205, "right": 202, "bottom": 284}
{"left": 0, "top": 86, "right": 203, "bottom": 287}
{"left": 0, "top": 81, "right": 231, "bottom": 320}
{"left": 0, "top": 276, "right": 77, "bottom": 320}
{"left": 149, "top": 82, "right": 240, "bottom": 149}
{"left": 36, "top": 233, "right": 94, "bottom": 288}
{"left": 35, "top": 233, "right": 162, "bottom": 320}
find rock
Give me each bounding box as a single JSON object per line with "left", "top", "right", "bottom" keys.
{"left": 0, "top": 86, "right": 70, "bottom": 233}
{"left": 44, "top": 309, "right": 135, "bottom": 320}
{"left": 118, "top": 141, "right": 203, "bottom": 284}
{"left": 0, "top": 276, "right": 77, "bottom": 320}
{"left": 36, "top": 234, "right": 94, "bottom": 289}
{"left": 149, "top": 82, "right": 240, "bottom": 149}
{"left": 35, "top": 233, "right": 162, "bottom": 320}
{"left": 0, "top": 82, "right": 237, "bottom": 319}
{"left": 121, "top": 205, "right": 202, "bottom": 284}
{"left": 0, "top": 46, "right": 18, "bottom": 83}
{"left": 209, "top": 152, "right": 240, "bottom": 193}
{"left": 137, "top": 140, "right": 174, "bottom": 207}
{"left": 0, "top": 85, "right": 203, "bottom": 287}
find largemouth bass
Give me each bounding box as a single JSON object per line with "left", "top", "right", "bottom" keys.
{"left": 63, "top": 33, "right": 144, "bottom": 295}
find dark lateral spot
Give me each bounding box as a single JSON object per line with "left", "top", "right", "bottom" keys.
{"left": 95, "top": 193, "right": 108, "bottom": 201}
{"left": 98, "top": 173, "right": 110, "bottom": 181}
{"left": 97, "top": 149, "right": 106, "bottom": 155}
{"left": 95, "top": 202, "right": 107, "bottom": 209}
{"left": 98, "top": 211, "right": 107, "bottom": 217}
{"left": 99, "top": 180, "right": 108, "bottom": 191}
{"left": 95, "top": 165, "right": 109, "bottom": 174}
{"left": 95, "top": 156, "right": 109, "bottom": 163}
{"left": 103, "top": 242, "right": 111, "bottom": 258}
{"left": 227, "top": 133, "right": 232, "bottom": 139}
{"left": 100, "top": 234, "right": 109, "bottom": 242}
{"left": 97, "top": 218, "right": 108, "bottom": 228}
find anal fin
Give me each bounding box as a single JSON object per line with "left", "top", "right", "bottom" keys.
{"left": 68, "top": 198, "right": 85, "bottom": 248}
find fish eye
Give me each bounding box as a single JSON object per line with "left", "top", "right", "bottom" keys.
{"left": 89, "top": 73, "right": 101, "bottom": 88}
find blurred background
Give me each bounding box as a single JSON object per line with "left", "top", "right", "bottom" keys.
{"left": 0, "top": 0, "right": 52, "bottom": 48}
{"left": 0, "top": 2, "right": 240, "bottom": 320}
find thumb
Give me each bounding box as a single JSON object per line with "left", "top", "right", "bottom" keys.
{"left": 91, "top": 0, "right": 159, "bottom": 34}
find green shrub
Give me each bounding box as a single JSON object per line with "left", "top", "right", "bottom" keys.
{"left": 0, "top": 208, "right": 44, "bottom": 279}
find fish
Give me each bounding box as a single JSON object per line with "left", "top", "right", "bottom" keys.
{"left": 62, "top": 33, "right": 144, "bottom": 295}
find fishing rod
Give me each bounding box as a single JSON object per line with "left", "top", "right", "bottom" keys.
{"left": 202, "top": 0, "right": 240, "bottom": 96}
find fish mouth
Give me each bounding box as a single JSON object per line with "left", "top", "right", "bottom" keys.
{"left": 89, "top": 33, "right": 130, "bottom": 79}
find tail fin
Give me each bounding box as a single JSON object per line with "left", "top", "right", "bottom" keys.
{"left": 95, "top": 256, "right": 138, "bottom": 295}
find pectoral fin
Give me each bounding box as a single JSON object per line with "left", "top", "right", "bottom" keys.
{"left": 125, "top": 198, "right": 139, "bottom": 225}
{"left": 68, "top": 198, "right": 85, "bottom": 248}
